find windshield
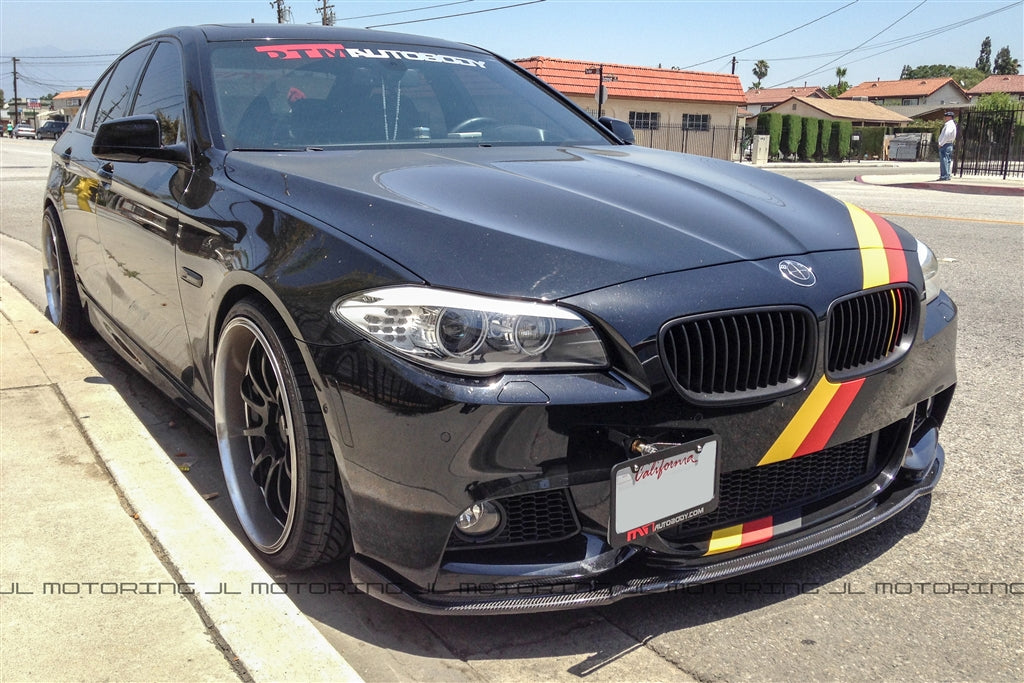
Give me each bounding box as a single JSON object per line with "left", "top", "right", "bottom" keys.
{"left": 209, "top": 40, "right": 610, "bottom": 150}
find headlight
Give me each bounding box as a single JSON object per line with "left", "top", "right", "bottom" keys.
{"left": 332, "top": 286, "right": 609, "bottom": 376}
{"left": 917, "top": 239, "right": 941, "bottom": 304}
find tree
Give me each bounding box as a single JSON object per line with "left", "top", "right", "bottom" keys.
{"left": 976, "top": 36, "right": 992, "bottom": 73}
{"left": 898, "top": 63, "right": 986, "bottom": 89}
{"left": 835, "top": 67, "right": 847, "bottom": 88}
{"left": 826, "top": 66, "right": 850, "bottom": 97}
{"left": 950, "top": 67, "right": 989, "bottom": 90}
{"left": 974, "top": 91, "right": 1016, "bottom": 111}
{"left": 993, "top": 46, "right": 1020, "bottom": 75}
{"left": 751, "top": 60, "right": 769, "bottom": 89}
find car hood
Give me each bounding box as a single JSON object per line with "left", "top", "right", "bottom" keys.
{"left": 224, "top": 145, "right": 867, "bottom": 300}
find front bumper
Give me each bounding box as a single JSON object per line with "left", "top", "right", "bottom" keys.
{"left": 350, "top": 436, "right": 942, "bottom": 614}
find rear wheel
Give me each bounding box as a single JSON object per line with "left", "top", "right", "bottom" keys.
{"left": 214, "top": 298, "right": 351, "bottom": 569}
{"left": 42, "top": 205, "right": 89, "bottom": 336}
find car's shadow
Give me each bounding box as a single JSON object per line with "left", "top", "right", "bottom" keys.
{"left": 68, "top": 320, "right": 933, "bottom": 672}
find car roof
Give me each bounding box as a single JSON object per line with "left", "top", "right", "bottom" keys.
{"left": 135, "top": 23, "right": 489, "bottom": 56}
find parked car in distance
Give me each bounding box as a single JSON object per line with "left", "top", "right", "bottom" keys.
{"left": 42, "top": 24, "right": 958, "bottom": 615}
{"left": 35, "top": 120, "right": 68, "bottom": 140}
{"left": 13, "top": 123, "right": 36, "bottom": 138}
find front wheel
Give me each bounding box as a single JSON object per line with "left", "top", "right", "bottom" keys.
{"left": 42, "top": 205, "right": 89, "bottom": 336}
{"left": 214, "top": 298, "right": 350, "bottom": 569}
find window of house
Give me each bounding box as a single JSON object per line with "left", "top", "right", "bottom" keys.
{"left": 629, "top": 111, "right": 660, "bottom": 130}
{"left": 902, "top": 98, "right": 920, "bottom": 105}
{"left": 684, "top": 114, "right": 710, "bottom": 131}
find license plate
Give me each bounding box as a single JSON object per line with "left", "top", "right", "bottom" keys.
{"left": 609, "top": 436, "right": 719, "bottom": 547}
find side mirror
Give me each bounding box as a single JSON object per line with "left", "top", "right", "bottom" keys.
{"left": 599, "top": 116, "right": 635, "bottom": 145}
{"left": 93, "top": 115, "right": 189, "bottom": 164}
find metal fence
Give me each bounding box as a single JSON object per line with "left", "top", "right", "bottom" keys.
{"left": 630, "top": 124, "right": 742, "bottom": 160}
{"left": 956, "top": 106, "right": 1024, "bottom": 179}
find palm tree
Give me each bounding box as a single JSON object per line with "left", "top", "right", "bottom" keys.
{"left": 752, "top": 60, "right": 769, "bottom": 89}
{"left": 835, "top": 67, "right": 847, "bottom": 89}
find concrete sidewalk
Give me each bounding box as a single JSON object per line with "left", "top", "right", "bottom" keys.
{"left": 0, "top": 279, "right": 362, "bottom": 682}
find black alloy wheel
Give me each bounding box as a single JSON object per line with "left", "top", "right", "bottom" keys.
{"left": 214, "top": 298, "right": 350, "bottom": 570}
{"left": 42, "top": 205, "right": 89, "bottom": 336}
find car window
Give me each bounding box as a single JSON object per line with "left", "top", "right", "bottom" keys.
{"left": 78, "top": 69, "right": 113, "bottom": 133}
{"left": 92, "top": 44, "right": 153, "bottom": 132}
{"left": 209, "top": 41, "right": 607, "bottom": 150}
{"left": 132, "top": 41, "right": 187, "bottom": 145}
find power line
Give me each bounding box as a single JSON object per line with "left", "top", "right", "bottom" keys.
{"left": 680, "top": 0, "right": 859, "bottom": 70}
{"left": 769, "top": 0, "right": 929, "bottom": 87}
{"left": 0, "top": 53, "right": 120, "bottom": 60}
{"left": 731, "top": 1, "right": 1020, "bottom": 67}
{"left": 338, "top": 1, "right": 474, "bottom": 22}
{"left": 367, "top": 0, "right": 546, "bottom": 29}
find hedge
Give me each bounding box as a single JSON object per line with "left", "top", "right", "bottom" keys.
{"left": 835, "top": 121, "right": 853, "bottom": 160}
{"left": 782, "top": 114, "right": 803, "bottom": 158}
{"left": 852, "top": 127, "right": 886, "bottom": 159}
{"left": 801, "top": 117, "right": 819, "bottom": 160}
{"left": 818, "top": 120, "right": 833, "bottom": 161}
{"left": 757, "top": 112, "right": 783, "bottom": 158}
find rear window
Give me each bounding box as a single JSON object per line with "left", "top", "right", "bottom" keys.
{"left": 208, "top": 41, "right": 607, "bottom": 150}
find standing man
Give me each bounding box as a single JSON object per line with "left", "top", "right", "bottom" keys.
{"left": 938, "top": 111, "right": 956, "bottom": 181}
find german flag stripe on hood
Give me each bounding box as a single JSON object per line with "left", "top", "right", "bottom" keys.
{"left": 756, "top": 204, "right": 912, "bottom": 468}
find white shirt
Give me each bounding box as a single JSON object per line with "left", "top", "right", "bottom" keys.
{"left": 938, "top": 119, "right": 956, "bottom": 146}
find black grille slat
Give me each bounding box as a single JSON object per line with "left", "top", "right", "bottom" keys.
{"left": 661, "top": 308, "right": 815, "bottom": 404}
{"left": 826, "top": 285, "right": 918, "bottom": 380}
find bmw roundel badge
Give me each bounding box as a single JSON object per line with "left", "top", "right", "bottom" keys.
{"left": 778, "top": 259, "right": 816, "bottom": 287}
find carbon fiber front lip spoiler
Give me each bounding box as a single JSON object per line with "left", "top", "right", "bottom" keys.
{"left": 349, "top": 448, "right": 943, "bottom": 615}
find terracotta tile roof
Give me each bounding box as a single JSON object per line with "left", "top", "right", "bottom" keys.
{"left": 839, "top": 78, "right": 963, "bottom": 100}
{"left": 53, "top": 89, "right": 91, "bottom": 101}
{"left": 774, "top": 97, "right": 911, "bottom": 124}
{"left": 745, "top": 86, "right": 830, "bottom": 104}
{"left": 967, "top": 74, "right": 1024, "bottom": 95}
{"left": 515, "top": 57, "right": 745, "bottom": 105}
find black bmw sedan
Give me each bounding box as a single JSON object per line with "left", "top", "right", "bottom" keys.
{"left": 43, "top": 24, "right": 957, "bottom": 614}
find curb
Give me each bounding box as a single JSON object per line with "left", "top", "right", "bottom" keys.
{"left": 854, "top": 175, "right": 1024, "bottom": 196}
{"left": 1, "top": 279, "right": 363, "bottom": 683}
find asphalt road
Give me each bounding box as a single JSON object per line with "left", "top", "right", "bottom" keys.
{"left": 2, "top": 137, "right": 1021, "bottom": 681}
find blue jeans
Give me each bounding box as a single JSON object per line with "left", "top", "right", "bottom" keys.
{"left": 939, "top": 143, "right": 954, "bottom": 180}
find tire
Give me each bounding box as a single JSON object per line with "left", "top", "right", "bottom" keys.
{"left": 42, "top": 205, "right": 89, "bottom": 337}
{"left": 214, "top": 298, "right": 351, "bottom": 570}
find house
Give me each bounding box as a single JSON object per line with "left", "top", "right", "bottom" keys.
{"left": 752, "top": 97, "right": 912, "bottom": 127}
{"left": 745, "top": 86, "right": 830, "bottom": 113}
{"left": 838, "top": 78, "right": 969, "bottom": 119}
{"left": 515, "top": 57, "right": 746, "bottom": 159}
{"left": 52, "top": 89, "right": 91, "bottom": 120}
{"left": 967, "top": 74, "right": 1024, "bottom": 102}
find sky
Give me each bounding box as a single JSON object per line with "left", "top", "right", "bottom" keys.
{"left": 1, "top": 0, "right": 1021, "bottom": 99}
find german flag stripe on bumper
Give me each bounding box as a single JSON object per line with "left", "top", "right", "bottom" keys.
{"left": 705, "top": 510, "right": 803, "bottom": 556}
{"left": 758, "top": 377, "right": 866, "bottom": 466}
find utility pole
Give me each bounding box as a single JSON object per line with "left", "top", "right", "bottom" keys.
{"left": 270, "top": 0, "right": 292, "bottom": 24}
{"left": 731, "top": 56, "right": 737, "bottom": 75}
{"left": 316, "top": 0, "right": 335, "bottom": 26}
{"left": 11, "top": 57, "right": 19, "bottom": 125}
